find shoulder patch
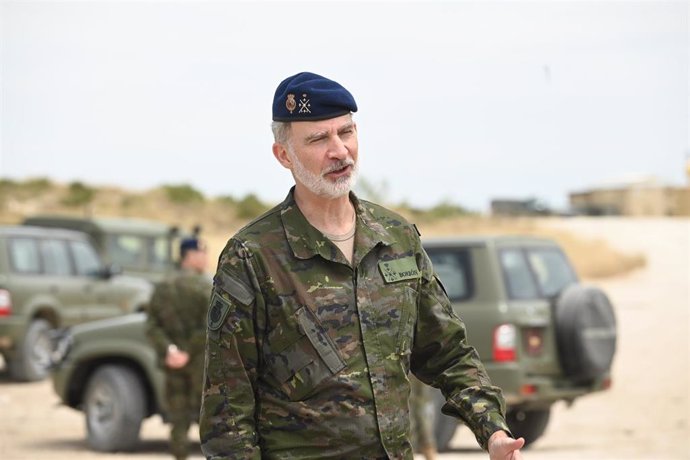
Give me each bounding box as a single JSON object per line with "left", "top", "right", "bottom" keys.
{"left": 214, "top": 270, "right": 255, "bottom": 305}
{"left": 207, "top": 291, "right": 233, "bottom": 331}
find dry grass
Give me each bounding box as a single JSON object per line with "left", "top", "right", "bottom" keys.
{"left": 0, "top": 181, "right": 646, "bottom": 279}
{"left": 411, "top": 215, "right": 646, "bottom": 279}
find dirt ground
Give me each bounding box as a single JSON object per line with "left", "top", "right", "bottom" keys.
{"left": 0, "top": 217, "right": 688, "bottom": 460}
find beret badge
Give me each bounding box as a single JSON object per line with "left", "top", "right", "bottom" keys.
{"left": 272, "top": 71, "right": 357, "bottom": 121}
{"left": 299, "top": 93, "right": 311, "bottom": 114}
{"left": 286, "top": 94, "right": 296, "bottom": 113}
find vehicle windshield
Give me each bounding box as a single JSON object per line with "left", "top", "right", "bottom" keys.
{"left": 499, "top": 247, "right": 577, "bottom": 299}
{"left": 107, "top": 234, "right": 171, "bottom": 271}
{"left": 107, "top": 234, "right": 145, "bottom": 269}
{"left": 149, "top": 236, "right": 171, "bottom": 270}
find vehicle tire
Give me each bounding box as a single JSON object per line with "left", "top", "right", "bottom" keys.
{"left": 506, "top": 407, "right": 550, "bottom": 447}
{"left": 84, "top": 364, "right": 147, "bottom": 452}
{"left": 554, "top": 284, "right": 617, "bottom": 384}
{"left": 431, "top": 388, "right": 458, "bottom": 452}
{"left": 8, "top": 318, "right": 53, "bottom": 382}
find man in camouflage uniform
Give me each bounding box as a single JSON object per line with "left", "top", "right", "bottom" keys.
{"left": 200, "top": 72, "right": 525, "bottom": 459}
{"left": 147, "top": 237, "right": 212, "bottom": 460}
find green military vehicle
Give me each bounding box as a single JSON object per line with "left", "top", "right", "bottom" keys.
{"left": 51, "top": 312, "right": 165, "bottom": 452}
{"left": 0, "top": 225, "right": 153, "bottom": 381}
{"left": 23, "top": 215, "right": 180, "bottom": 284}
{"left": 424, "top": 236, "right": 616, "bottom": 449}
{"left": 50, "top": 235, "right": 616, "bottom": 451}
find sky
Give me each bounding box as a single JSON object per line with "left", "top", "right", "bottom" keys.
{"left": 1, "top": 0, "right": 688, "bottom": 212}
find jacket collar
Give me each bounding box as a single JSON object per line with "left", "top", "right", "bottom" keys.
{"left": 280, "top": 187, "right": 395, "bottom": 265}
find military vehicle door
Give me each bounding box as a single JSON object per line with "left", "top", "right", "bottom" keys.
{"left": 7, "top": 236, "right": 85, "bottom": 326}
{"left": 67, "top": 239, "right": 127, "bottom": 322}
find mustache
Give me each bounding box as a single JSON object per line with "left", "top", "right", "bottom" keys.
{"left": 323, "top": 158, "right": 355, "bottom": 174}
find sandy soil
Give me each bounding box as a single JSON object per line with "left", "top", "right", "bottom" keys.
{"left": 0, "top": 217, "right": 688, "bottom": 460}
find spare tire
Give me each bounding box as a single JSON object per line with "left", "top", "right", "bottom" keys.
{"left": 554, "top": 284, "right": 617, "bottom": 384}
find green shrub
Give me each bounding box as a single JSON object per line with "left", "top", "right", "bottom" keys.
{"left": 22, "top": 177, "right": 54, "bottom": 194}
{"left": 62, "top": 181, "right": 95, "bottom": 207}
{"left": 236, "top": 193, "right": 270, "bottom": 220}
{"left": 0, "top": 178, "right": 17, "bottom": 189}
{"left": 162, "top": 184, "right": 205, "bottom": 204}
{"left": 0, "top": 177, "right": 54, "bottom": 196}
{"left": 425, "top": 201, "right": 472, "bottom": 220}
{"left": 216, "top": 195, "right": 238, "bottom": 207}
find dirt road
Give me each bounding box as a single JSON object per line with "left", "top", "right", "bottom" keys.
{"left": 1, "top": 217, "right": 688, "bottom": 460}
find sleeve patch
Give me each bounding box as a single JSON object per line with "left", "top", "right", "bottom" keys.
{"left": 207, "top": 291, "right": 233, "bottom": 331}
{"left": 214, "top": 270, "right": 255, "bottom": 305}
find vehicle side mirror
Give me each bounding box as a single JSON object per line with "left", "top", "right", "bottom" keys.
{"left": 98, "top": 264, "right": 123, "bottom": 279}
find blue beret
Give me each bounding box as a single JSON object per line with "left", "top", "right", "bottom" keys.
{"left": 179, "top": 237, "right": 200, "bottom": 253}
{"left": 272, "top": 72, "right": 358, "bottom": 122}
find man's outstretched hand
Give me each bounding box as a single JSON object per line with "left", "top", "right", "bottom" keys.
{"left": 488, "top": 430, "right": 525, "bottom": 460}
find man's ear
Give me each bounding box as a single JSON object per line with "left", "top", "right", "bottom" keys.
{"left": 272, "top": 142, "right": 292, "bottom": 169}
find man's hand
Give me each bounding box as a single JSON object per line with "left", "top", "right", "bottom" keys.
{"left": 488, "top": 430, "right": 525, "bottom": 460}
{"left": 165, "top": 344, "right": 190, "bottom": 369}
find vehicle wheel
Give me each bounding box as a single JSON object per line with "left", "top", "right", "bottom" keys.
{"left": 506, "top": 407, "right": 550, "bottom": 447}
{"left": 554, "top": 284, "right": 617, "bottom": 384}
{"left": 84, "top": 364, "right": 146, "bottom": 452}
{"left": 431, "top": 388, "right": 458, "bottom": 452}
{"left": 9, "top": 318, "right": 53, "bottom": 381}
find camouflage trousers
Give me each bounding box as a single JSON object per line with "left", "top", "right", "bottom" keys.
{"left": 166, "top": 367, "right": 203, "bottom": 460}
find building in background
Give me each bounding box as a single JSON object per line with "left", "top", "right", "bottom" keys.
{"left": 569, "top": 160, "right": 690, "bottom": 216}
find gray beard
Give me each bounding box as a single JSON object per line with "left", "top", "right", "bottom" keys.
{"left": 287, "top": 146, "right": 358, "bottom": 199}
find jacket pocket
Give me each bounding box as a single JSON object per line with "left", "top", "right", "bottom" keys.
{"left": 264, "top": 306, "right": 346, "bottom": 401}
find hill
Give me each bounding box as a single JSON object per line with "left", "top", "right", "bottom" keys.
{"left": 0, "top": 178, "right": 645, "bottom": 279}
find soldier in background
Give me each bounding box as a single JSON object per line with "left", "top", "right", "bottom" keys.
{"left": 200, "top": 72, "right": 524, "bottom": 459}
{"left": 146, "top": 236, "right": 212, "bottom": 460}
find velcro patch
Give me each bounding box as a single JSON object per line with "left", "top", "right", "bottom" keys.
{"left": 378, "top": 256, "right": 420, "bottom": 283}
{"left": 207, "top": 291, "right": 233, "bottom": 331}
{"left": 214, "top": 270, "right": 255, "bottom": 305}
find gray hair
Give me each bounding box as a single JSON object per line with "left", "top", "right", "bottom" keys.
{"left": 271, "top": 121, "right": 292, "bottom": 144}
{"left": 271, "top": 113, "right": 354, "bottom": 145}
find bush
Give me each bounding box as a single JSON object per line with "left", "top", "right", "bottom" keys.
{"left": 22, "top": 178, "right": 54, "bottom": 194}
{"left": 425, "top": 201, "right": 472, "bottom": 220}
{"left": 0, "top": 177, "right": 54, "bottom": 196}
{"left": 216, "top": 195, "right": 237, "bottom": 207}
{"left": 162, "top": 184, "right": 205, "bottom": 204}
{"left": 61, "top": 181, "right": 95, "bottom": 207}
{"left": 0, "top": 178, "right": 17, "bottom": 189}
{"left": 236, "top": 194, "right": 270, "bottom": 220}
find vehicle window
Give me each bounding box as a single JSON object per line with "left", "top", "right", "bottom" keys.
{"left": 107, "top": 235, "right": 145, "bottom": 269}
{"left": 9, "top": 238, "right": 41, "bottom": 274}
{"left": 69, "top": 240, "right": 101, "bottom": 276}
{"left": 527, "top": 248, "right": 577, "bottom": 297}
{"left": 500, "top": 249, "right": 539, "bottom": 299}
{"left": 41, "top": 239, "right": 72, "bottom": 276}
{"left": 427, "top": 248, "right": 473, "bottom": 301}
{"left": 149, "top": 236, "right": 170, "bottom": 270}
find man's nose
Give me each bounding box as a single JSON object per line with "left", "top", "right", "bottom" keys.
{"left": 327, "top": 135, "right": 349, "bottom": 159}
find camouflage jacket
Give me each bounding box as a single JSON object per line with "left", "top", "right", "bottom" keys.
{"left": 146, "top": 269, "right": 213, "bottom": 370}
{"left": 200, "top": 189, "right": 510, "bottom": 459}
